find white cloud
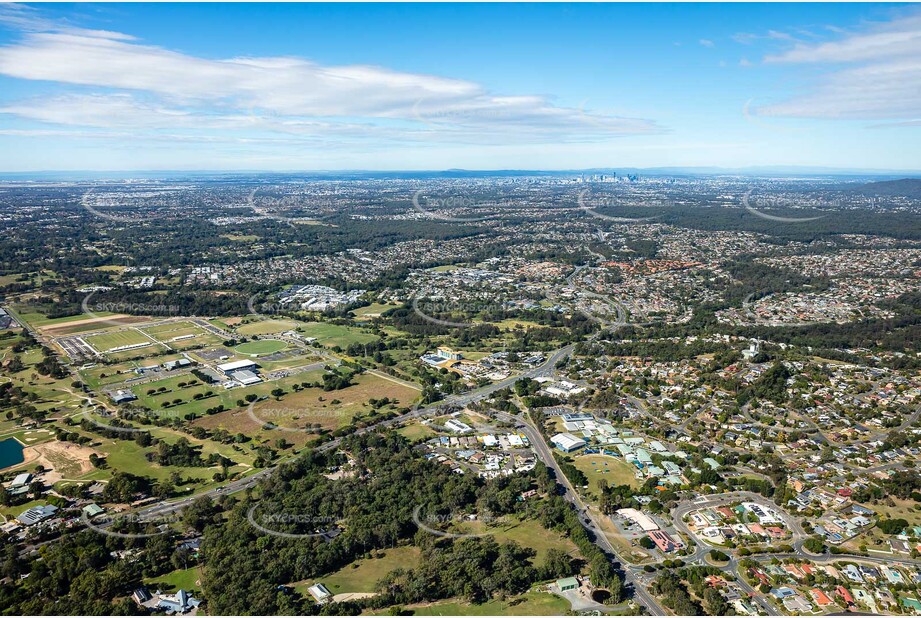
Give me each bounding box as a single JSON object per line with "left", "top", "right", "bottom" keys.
{"left": 754, "top": 11, "right": 921, "bottom": 120}
{"left": 765, "top": 14, "right": 921, "bottom": 63}
{"left": 0, "top": 26, "right": 661, "bottom": 144}
{"left": 732, "top": 30, "right": 795, "bottom": 45}
{"left": 699, "top": 39, "right": 715, "bottom": 48}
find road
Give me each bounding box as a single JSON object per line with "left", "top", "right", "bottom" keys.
{"left": 496, "top": 409, "right": 666, "bottom": 615}
{"left": 131, "top": 342, "right": 670, "bottom": 614}
{"left": 133, "top": 344, "right": 573, "bottom": 518}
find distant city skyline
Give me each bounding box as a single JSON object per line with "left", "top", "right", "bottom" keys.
{"left": 0, "top": 2, "right": 918, "bottom": 171}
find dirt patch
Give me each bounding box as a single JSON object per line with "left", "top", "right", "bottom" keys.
{"left": 192, "top": 408, "right": 314, "bottom": 447}
{"left": 22, "top": 441, "right": 101, "bottom": 483}
{"left": 332, "top": 592, "right": 376, "bottom": 603}
{"left": 42, "top": 315, "right": 151, "bottom": 334}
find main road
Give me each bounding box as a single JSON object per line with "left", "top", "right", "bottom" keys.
{"left": 133, "top": 343, "right": 670, "bottom": 614}
{"left": 495, "top": 409, "right": 666, "bottom": 615}
{"left": 134, "top": 345, "right": 573, "bottom": 518}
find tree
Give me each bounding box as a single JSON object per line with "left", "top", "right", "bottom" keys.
{"left": 803, "top": 536, "right": 826, "bottom": 554}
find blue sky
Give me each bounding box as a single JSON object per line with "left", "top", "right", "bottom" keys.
{"left": 0, "top": 2, "right": 918, "bottom": 171}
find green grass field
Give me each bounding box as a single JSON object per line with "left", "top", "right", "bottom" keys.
{"left": 77, "top": 353, "right": 190, "bottom": 389}
{"left": 297, "top": 322, "right": 378, "bottom": 349}
{"left": 351, "top": 303, "right": 400, "bottom": 319}
{"left": 144, "top": 567, "right": 203, "bottom": 593}
{"left": 142, "top": 321, "right": 200, "bottom": 337}
{"left": 134, "top": 369, "right": 329, "bottom": 420}
{"left": 573, "top": 454, "right": 641, "bottom": 497}
{"left": 309, "top": 546, "right": 421, "bottom": 595}
{"left": 397, "top": 422, "right": 438, "bottom": 442}
{"left": 84, "top": 329, "right": 155, "bottom": 353}
{"left": 236, "top": 319, "right": 301, "bottom": 336}
{"left": 234, "top": 339, "right": 288, "bottom": 355}
{"left": 92, "top": 427, "right": 253, "bottom": 483}
{"left": 456, "top": 518, "right": 580, "bottom": 564}
{"left": 371, "top": 591, "right": 570, "bottom": 616}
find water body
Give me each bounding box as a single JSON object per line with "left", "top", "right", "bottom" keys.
{"left": 0, "top": 438, "right": 25, "bottom": 470}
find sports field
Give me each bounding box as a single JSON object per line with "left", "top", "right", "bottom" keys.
{"left": 234, "top": 339, "right": 288, "bottom": 355}
{"left": 297, "top": 322, "right": 378, "bottom": 349}
{"left": 141, "top": 321, "right": 223, "bottom": 349}
{"left": 351, "top": 303, "right": 400, "bottom": 319}
{"left": 573, "top": 454, "right": 641, "bottom": 497}
{"left": 84, "top": 329, "right": 154, "bottom": 353}
{"left": 235, "top": 319, "right": 300, "bottom": 336}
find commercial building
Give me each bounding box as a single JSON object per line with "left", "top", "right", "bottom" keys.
{"left": 217, "top": 359, "right": 258, "bottom": 373}
{"left": 111, "top": 390, "right": 137, "bottom": 404}
{"left": 10, "top": 472, "right": 32, "bottom": 488}
{"left": 648, "top": 529, "right": 679, "bottom": 552}
{"left": 231, "top": 370, "right": 262, "bottom": 386}
{"left": 17, "top": 504, "right": 59, "bottom": 526}
{"left": 617, "top": 508, "right": 659, "bottom": 532}
{"left": 551, "top": 433, "right": 586, "bottom": 453}
{"left": 437, "top": 347, "right": 463, "bottom": 361}
{"left": 445, "top": 419, "right": 473, "bottom": 433}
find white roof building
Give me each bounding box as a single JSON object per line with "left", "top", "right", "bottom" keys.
{"left": 231, "top": 370, "right": 262, "bottom": 385}
{"left": 445, "top": 419, "right": 473, "bottom": 433}
{"left": 217, "top": 359, "right": 258, "bottom": 373}
{"left": 308, "top": 583, "right": 332, "bottom": 603}
{"left": 550, "top": 433, "right": 586, "bottom": 452}
{"left": 617, "top": 508, "right": 659, "bottom": 532}
{"left": 11, "top": 473, "right": 32, "bottom": 488}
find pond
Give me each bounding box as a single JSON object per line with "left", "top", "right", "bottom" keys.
{"left": 0, "top": 438, "right": 25, "bottom": 470}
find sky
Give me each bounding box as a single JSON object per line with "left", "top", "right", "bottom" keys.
{"left": 0, "top": 2, "right": 918, "bottom": 172}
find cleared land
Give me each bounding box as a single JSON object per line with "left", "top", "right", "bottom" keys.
{"left": 306, "top": 546, "right": 420, "bottom": 595}
{"left": 190, "top": 372, "right": 418, "bottom": 450}
{"left": 371, "top": 592, "right": 570, "bottom": 616}
{"left": 455, "top": 518, "right": 581, "bottom": 564}
{"left": 351, "top": 303, "right": 400, "bottom": 319}
{"left": 144, "top": 567, "right": 203, "bottom": 593}
{"left": 397, "top": 422, "right": 438, "bottom": 442}
{"left": 242, "top": 372, "right": 419, "bottom": 432}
